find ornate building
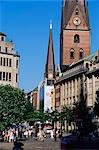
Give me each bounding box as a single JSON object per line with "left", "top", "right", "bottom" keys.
{"left": 55, "top": 51, "right": 99, "bottom": 112}
{"left": 60, "top": 0, "right": 90, "bottom": 71}
{"left": 0, "top": 32, "right": 19, "bottom": 87}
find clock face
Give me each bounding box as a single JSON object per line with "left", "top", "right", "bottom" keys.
{"left": 73, "top": 17, "right": 81, "bottom": 26}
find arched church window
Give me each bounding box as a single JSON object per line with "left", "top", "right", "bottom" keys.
{"left": 74, "top": 34, "right": 80, "bottom": 43}
{"left": 70, "top": 49, "right": 75, "bottom": 59}
{"left": 79, "top": 48, "right": 84, "bottom": 59}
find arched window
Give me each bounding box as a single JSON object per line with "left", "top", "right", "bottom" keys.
{"left": 79, "top": 48, "right": 84, "bottom": 59}
{"left": 70, "top": 49, "right": 75, "bottom": 59}
{"left": 74, "top": 34, "right": 80, "bottom": 43}
{"left": 75, "top": 8, "right": 79, "bottom": 15}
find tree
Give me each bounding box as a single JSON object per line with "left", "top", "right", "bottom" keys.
{"left": 0, "top": 85, "right": 33, "bottom": 130}
{"left": 60, "top": 106, "right": 73, "bottom": 132}
{"left": 94, "top": 89, "right": 99, "bottom": 117}
{"left": 73, "top": 86, "right": 96, "bottom": 134}
{"left": 26, "top": 110, "right": 46, "bottom": 124}
{"left": 62, "top": 106, "right": 73, "bottom": 124}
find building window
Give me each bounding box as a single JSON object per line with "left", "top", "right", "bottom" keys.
{"left": 3, "top": 58, "right": 5, "bottom": 66}
{"left": 0, "top": 72, "right": 2, "bottom": 80}
{"left": 9, "top": 59, "right": 12, "bottom": 67}
{"left": 74, "top": 34, "right": 80, "bottom": 43}
{"left": 79, "top": 48, "right": 84, "bottom": 59}
{"left": 5, "top": 47, "right": 8, "bottom": 53}
{"left": 0, "top": 46, "right": 1, "bottom": 52}
{"left": 16, "top": 74, "right": 18, "bottom": 83}
{"left": 16, "top": 60, "right": 18, "bottom": 68}
{"left": 75, "top": 9, "right": 79, "bottom": 15}
{"left": 1, "top": 36, "right": 4, "bottom": 41}
{"left": 3, "top": 72, "right": 5, "bottom": 81}
{"left": 7, "top": 58, "right": 8, "bottom": 66}
{"left": 9, "top": 73, "right": 11, "bottom": 81}
{"left": 6, "top": 72, "right": 8, "bottom": 81}
{"left": 86, "top": 63, "right": 89, "bottom": 69}
{"left": 70, "top": 49, "right": 75, "bottom": 59}
{"left": 0, "top": 57, "right": 2, "bottom": 66}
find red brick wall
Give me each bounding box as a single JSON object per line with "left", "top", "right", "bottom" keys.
{"left": 62, "top": 30, "right": 90, "bottom": 65}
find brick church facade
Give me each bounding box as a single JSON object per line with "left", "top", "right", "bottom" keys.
{"left": 60, "top": 0, "right": 90, "bottom": 71}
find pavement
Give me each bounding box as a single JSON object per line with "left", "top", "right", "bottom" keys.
{"left": 0, "top": 136, "right": 99, "bottom": 150}
{"left": 0, "top": 138, "right": 60, "bottom": 150}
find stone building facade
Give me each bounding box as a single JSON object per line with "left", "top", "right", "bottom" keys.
{"left": 85, "top": 51, "right": 99, "bottom": 108}
{"left": 0, "top": 32, "right": 19, "bottom": 87}
{"left": 55, "top": 51, "right": 99, "bottom": 111}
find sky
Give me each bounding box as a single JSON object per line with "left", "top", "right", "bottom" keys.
{"left": 0, "top": 0, "right": 99, "bottom": 93}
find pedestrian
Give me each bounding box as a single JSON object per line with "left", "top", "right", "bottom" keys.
{"left": 77, "top": 130, "right": 80, "bottom": 142}
{"left": 59, "top": 130, "right": 62, "bottom": 139}
{"left": 12, "top": 140, "right": 24, "bottom": 150}
{"left": 50, "top": 130, "right": 54, "bottom": 139}
{"left": 38, "top": 128, "right": 46, "bottom": 141}
{"left": 54, "top": 128, "right": 57, "bottom": 141}
{"left": 13, "top": 131, "right": 16, "bottom": 142}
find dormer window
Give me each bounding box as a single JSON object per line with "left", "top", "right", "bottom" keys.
{"left": 1, "top": 36, "right": 4, "bottom": 41}
{"left": 70, "top": 49, "right": 75, "bottom": 59}
{"left": 74, "top": 34, "right": 80, "bottom": 43}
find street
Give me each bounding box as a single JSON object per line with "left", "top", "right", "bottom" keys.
{"left": 0, "top": 136, "right": 99, "bottom": 150}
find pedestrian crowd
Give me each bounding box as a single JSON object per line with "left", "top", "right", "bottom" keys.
{"left": 0, "top": 123, "right": 64, "bottom": 143}
{"left": 1, "top": 127, "right": 34, "bottom": 143}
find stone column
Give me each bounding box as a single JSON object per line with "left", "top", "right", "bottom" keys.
{"left": 75, "top": 78, "right": 77, "bottom": 102}
{"left": 65, "top": 82, "right": 67, "bottom": 105}
{"left": 71, "top": 80, "right": 73, "bottom": 105}
{"left": 86, "top": 77, "right": 89, "bottom": 107}
{"left": 68, "top": 81, "right": 70, "bottom": 105}
{"left": 77, "top": 77, "right": 81, "bottom": 100}
{"left": 92, "top": 75, "right": 95, "bottom": 107}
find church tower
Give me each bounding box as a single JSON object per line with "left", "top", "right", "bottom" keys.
{"left": 45, "top": 22, "right": 55, "bottom": 85}
{"left": 60, "top": 0, "right": 90, "bottom": 71}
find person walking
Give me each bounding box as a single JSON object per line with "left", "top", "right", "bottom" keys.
{"left": 54, "top": 128, "right": 57, "bottom": 141}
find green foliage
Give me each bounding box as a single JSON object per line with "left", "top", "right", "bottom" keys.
{"left": 62, "top": 106, "right": 73, "bottom": 124}
{"left": 73, "top": 84, "right": 88, "bottom": 122}
{"left": 0, "top": 85, "right": 33, "bottom": 130}
{"left": 25, "top": 107, "right": 73, "bottom": 128}
{"left": 26, "top": 110, "right": 46, "bottom": 124}
{"left": 73, "top": 87, "right": 96, "bottom": 134}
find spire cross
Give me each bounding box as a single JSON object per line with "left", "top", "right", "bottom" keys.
{"left": 50, "top": 20, "right": 52, "bottom": 30}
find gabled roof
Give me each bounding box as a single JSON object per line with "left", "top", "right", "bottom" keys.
{"left": 0, "top": 32, "right": 7, "bottom": 37}
{"left": 61, "top": 0, "right": 89, "bottom": 30}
